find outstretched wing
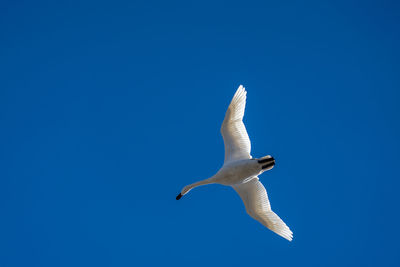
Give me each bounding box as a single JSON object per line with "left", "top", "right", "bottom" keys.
{"left": 232, "top": 177, "right": 293, "bottom": 241}
{"left": 221, "top": 85, "right": 251, "bottom": 164}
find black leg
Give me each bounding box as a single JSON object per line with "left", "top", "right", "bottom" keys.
{"left": 258, "top": 156, "right": 275, "bottom": 164}
{"left": 262, "top": 162, "right": 275, "bottom": 169}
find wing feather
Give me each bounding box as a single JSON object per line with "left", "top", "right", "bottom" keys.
{"left": 221, "top": 85, "right": 251, "bottom": 164}
{"left": 232, "top": 178, "right": 293, "bottom": 241}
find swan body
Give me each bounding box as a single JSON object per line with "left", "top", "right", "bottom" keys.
{"left": 176, "top": 85, "right": 293, "bottom": 241}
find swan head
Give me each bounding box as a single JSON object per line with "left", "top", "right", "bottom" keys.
{"left": 176, "top": 185, "right": 192, "bottom": 200}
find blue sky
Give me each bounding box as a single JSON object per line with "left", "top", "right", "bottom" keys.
{"left": 1, "top": 0, "right": 400, "bottom": 266}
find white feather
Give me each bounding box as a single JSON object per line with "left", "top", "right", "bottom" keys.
{"left": 177, "top": 85, "right": 293, "bottom": 241}
{"left": 232, "top": 178, "right": 293, "bottom": 241}
{"left": 221, "top": 85, "right": 251, "bottom": 164}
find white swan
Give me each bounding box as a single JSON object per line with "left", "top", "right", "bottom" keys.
{"left": 176, "top": 85, "right": 293, "bottom": 241}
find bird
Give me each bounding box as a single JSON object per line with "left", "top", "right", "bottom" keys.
{"left": 176, "top": 85, "right": 293, "bottom": 241}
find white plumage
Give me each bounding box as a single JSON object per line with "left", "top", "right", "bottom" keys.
{"left": 221, "top": 86, "right": 251, "bottom": 163}
{"left": 177, "top": 85, "right": 293, "bottom": 241}
{"left": 233, "top": 178, "right": 293, "bottom": 241}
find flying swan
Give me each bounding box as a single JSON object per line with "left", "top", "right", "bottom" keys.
{"left": 176, "top": 85, "right": 293, "bottom": 241}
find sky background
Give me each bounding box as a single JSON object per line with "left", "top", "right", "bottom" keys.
{"left": 1, "top": 0, "right": 400, "bottom": 266}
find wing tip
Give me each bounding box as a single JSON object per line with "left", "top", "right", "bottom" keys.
{"left": 276, "top": 227, "right": 293, "bottom": 241}
{"left": 231, "top": 85, "right": 247, "bottom": 105}
{"left": 237, "top": 84, "right": 246, "bottom": 94}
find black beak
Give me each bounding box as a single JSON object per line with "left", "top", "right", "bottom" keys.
{"left": 176, "top": 193, "right": 182, "bottom": 200}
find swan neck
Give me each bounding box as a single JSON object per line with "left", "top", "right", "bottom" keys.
{"left": 195, "top": 176, "right": 215, "bottom": 186}
{"left": 182, "top": 176, "right": 216, "bottom": 195}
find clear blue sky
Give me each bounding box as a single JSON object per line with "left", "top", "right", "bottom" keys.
{"left": 1, "top": 0, "right": 400, "bottom": 266}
